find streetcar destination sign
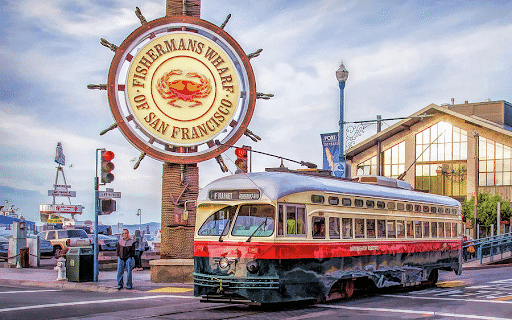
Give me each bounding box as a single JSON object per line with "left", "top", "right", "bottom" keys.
{"left": 209, "top": 189, "right": 260, "bottom": 201}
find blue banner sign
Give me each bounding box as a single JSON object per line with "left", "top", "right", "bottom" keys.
{"left": 320, "top": 132, "right": 346, "bottom": 178}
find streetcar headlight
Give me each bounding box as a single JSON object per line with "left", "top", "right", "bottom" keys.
{"left": 246, "top": 260, "right": 259, "bottom": 274}
{"left": 219, "top": 258, "right": 229, "bottom": 269}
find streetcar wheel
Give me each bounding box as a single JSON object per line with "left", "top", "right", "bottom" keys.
{"left": 428, "top": 269, "right": 439, "bottom": 286}
{"left": 344, "top": 280, "right": 355, "bottom": 298}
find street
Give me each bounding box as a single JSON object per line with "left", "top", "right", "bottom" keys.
{"left": 1, "top": 266, "right": 511, "bottom": 319}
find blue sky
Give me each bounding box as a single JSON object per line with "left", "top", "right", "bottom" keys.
{"left": 1, "top": 0, "right": 512, "bottom": 225}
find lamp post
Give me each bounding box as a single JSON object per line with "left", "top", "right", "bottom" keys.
{"left": 336, "top": 62, "right": 349, "bottom": 177}
{"left": 136, "top": 208, "right": 141, "bottom": 231}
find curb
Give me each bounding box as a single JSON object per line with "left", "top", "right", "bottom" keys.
{"left": 0, "top": 278, "right": 119, "bottom": 293}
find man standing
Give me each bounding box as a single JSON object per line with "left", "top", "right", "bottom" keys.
{"left": 116, "top": 229, "right": 135, "bottom": 290}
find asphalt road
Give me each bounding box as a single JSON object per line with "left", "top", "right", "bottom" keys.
{"left": 1, "top": 266, "right": 512, "bottom": 319}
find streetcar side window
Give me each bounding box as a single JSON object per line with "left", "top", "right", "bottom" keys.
{"left": 354, "top": 199, "right": 364, "bottom": 207}
{"left": 387, "top": 202, "right": 396, "bottom": 210}
{"left": 414, "top": 221, "right": 422, "bottom": 238}
{"left": 312, "top": 216, "right": 325, "bottom": 239}
{"left": 423, "top": 221, "right": 430, "bottom": 237}
{"left": 197, "top": 206, "right": 237, "bottom": 236}
{"left": 282, "top": 204, "right": 306, "bottom": 236}
{"left": 232, "top": 204, "right": 275, "bottom": 237}
{"left": 438, "top": 222, "right": 445, "bottom": 237}
{"left": 366, "top": 200, "right": 375, "bottom": 208}
{"left": 396, "top": 220, "right": 405, "bottom": 238}
{"left": 431, "top": 222, "right": 438, "bottom": 238}
{"left": 342, "top": 218, "right": 353, "bottom": 239}
{"left": 452, "top": 223, "right": 458, "bottom": 238}
{"left": 423, "top": 206, "right": 429, "bottom": 213}
{"left": 278, "top": 205, "right": 284, "bottom": 236}
{"left": 328, "top": 196, "right": 339, "bottom": 205}
{"left": 397, "top": 203, "right": 405, "bottom": 211}
{"left": 342, "top": 198, "right": 352, "bottom": 206}
{"left": 445, "top": 222, "right": 452, "bottom": 237}
{"left": 366, "top": 219, "right": 376, "bottom": 238}
{"left": 311, "top": 195, "right": 324, "bottom": 204}
{"left": 377, "top": 201, "right": 385, "bottom": 209}
{"left": 377, "top": 219, "right": 386, "bottom": 238}
{"left": 406, "top": 221, "right": 414, "bottom": 238}
{"left": 414, "top": 205, "right": 422, "bottom": 213}
{"left": 355, "top": 218, "right": 365, "bottom": 238}
{"left": 329, "top": 217, "right": 340, "bottom": 239}
{"left": 387, "top": 220, "right": 396, "bottom": 238}
{"left": 406, "top": 204, "right": 414, "bottom": 212}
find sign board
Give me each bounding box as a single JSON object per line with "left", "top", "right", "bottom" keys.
{"left": 47, "top": 218, "right": 63, "bottom": 224}
{"left": 333, "top": 162, "right": 346, "bottom": 178}
{"left": 107, "top": 16, "right": 256, "bottom": 164}
{"left": 209, "top": 189, "right": 260, "bottom": 201}
{"left": 54, "top": 184, "right": 71, "bottom": 189}
{"left": 97, "top": 191, "right": 122, "bottom": 199}
{"left": 40, "top": 204, "right": 83, "bottom": 214}
{"left": 48, "top": 190, "right": 76, "bottom": 197}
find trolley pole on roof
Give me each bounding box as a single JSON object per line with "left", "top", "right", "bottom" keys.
{"left": 336, "top": 62, "right": 349, "bottom": 178}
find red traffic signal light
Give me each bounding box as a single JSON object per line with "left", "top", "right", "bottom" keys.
{"left": 101, "top": 150, "right": 115, "bottom": 183}
{"left": 235, "top": 148, "right": 248, "bottom": 173}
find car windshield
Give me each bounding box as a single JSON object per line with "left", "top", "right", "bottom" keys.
{"left": 144, "top": 235, "right": 154, "bottom": 241}
{"left": 64, "top": 229, "right": 88, "bottom": 238}
{"left": 231, "top": 204, "right": 275, "bottom": 237}
{"left": 197, "top": 206, "right": 237, "bottom": 236}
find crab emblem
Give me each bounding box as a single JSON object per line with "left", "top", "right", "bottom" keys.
{"left": 156, "top": 70, "right": 212, "bottom": 108}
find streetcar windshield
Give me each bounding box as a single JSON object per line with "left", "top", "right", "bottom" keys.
{"left": 231, "top": 204, "right": 275, "bottom": 237}
{"left": 197, "top": 206, "right": 237, "bottom": 236}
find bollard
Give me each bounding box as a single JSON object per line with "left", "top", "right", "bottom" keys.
{"left": 54, "top": 257, "right": 66, "bottom": 281}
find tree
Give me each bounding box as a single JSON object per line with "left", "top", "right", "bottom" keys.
{"left": 462, "top": 193, "right": 512, "bottom": 232}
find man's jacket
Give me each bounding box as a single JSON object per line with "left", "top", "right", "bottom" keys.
{"left": 117, "top": 237, "right": 135, "bottom": 261}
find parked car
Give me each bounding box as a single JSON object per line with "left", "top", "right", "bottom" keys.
{"left": 0, "top": 236, "right": 8, "bottom": 261}
{"left": 37, "top": 234, "right": 54, "bottom": 257}
{"left": 38, "top": 229, "right": 91, "bottom": 258}
{"left": 88, "top": 234, "right": 118, "bottom": 251}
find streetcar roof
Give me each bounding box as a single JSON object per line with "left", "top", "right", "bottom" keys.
{"left": 198, "top": 172, "right": 461, "bottom": 206}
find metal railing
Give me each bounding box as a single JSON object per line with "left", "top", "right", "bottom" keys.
{"left": 462, "top": 232, "right": 512, "bottom": 264}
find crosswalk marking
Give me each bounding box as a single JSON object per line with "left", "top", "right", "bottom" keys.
{"left": 0, "top": 289, "right": 62, "bottom": 294}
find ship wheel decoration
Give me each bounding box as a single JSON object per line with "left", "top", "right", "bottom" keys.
{"left": 89, "top": 9, "right": 272, "bottom": 169}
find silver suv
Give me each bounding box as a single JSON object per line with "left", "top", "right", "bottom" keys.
{"left": 39, "top": 229, "right": 91, "bottom": 258}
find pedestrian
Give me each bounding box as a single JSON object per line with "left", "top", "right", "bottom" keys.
{"left": 116, "top": 228, "right": 135, "bottom": 290}
{"left": 133, "top": 229, "right": 144, "bottom": 271}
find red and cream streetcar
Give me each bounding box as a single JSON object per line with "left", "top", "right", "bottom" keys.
{"left": 193, "top": 170, "right": 462, "bottom": 304}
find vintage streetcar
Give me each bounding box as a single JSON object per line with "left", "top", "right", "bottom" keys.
{"left": 193, "top": 171, "right": 462, "bottom": 304}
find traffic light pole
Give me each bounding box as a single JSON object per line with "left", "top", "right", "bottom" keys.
{"left": 93, "top": 148, "right": 103, "bottom": 282}
{"left": 93, "top": 176, "right": 99, "bottom": 282}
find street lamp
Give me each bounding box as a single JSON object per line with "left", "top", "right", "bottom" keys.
{"left": 336, "top": 62, "right": 349, "bottom": 177}
{"left": 136, "top": 208, "right": 141, "bottom": 231}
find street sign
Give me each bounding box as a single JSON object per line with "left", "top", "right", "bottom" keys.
{"left": 97, "top": 191, "right": 122, "bottom": 199}
{"left": 54, "top": 184, "right": 71, "bottom": 188}
{"left": 40, "top": 204, "right": 83, "bottom": 214}
{"left": 48, "top": 190, "right": 76, "bottom": 197}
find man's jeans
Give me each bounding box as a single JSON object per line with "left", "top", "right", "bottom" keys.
{"left": 117, "top": 257, "right": 134, "bottom": 289}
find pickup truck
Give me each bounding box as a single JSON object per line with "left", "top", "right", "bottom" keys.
{"left": 39, "top": 229, "right": 91, "bottom": 258}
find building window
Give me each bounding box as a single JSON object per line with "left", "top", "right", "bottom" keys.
{"left": 415, "top": 122, "right": 468, "bottom": 196}
{"left": 479, "top": 137, "right": 512, "bottom": 186}
{"left": 383, "top": 141, "right": 405, "bottom": 178}
{"left": 357, "top": 156, "right": 377, "bottom": 176}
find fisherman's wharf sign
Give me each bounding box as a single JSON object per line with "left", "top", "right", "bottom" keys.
{"left": 107, "top": 16, "right": 256, "bottom": 163}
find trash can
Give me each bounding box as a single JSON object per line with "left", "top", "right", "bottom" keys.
{"left": 66, "top": 246, "right": 93, "bottom": 282}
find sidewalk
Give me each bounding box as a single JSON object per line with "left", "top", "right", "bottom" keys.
{"left": 0, "top": 259, "right": 193, "bottom": 293}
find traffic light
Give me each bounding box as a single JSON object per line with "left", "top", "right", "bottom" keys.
{"left": 101, "top": 150, "right": 115, "bottom": 183}
{"left": 235, "top": 147, "right": 248, "bottom": 173}
{"left": 100, "top": 199, "right": 116, "bottom": 215}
